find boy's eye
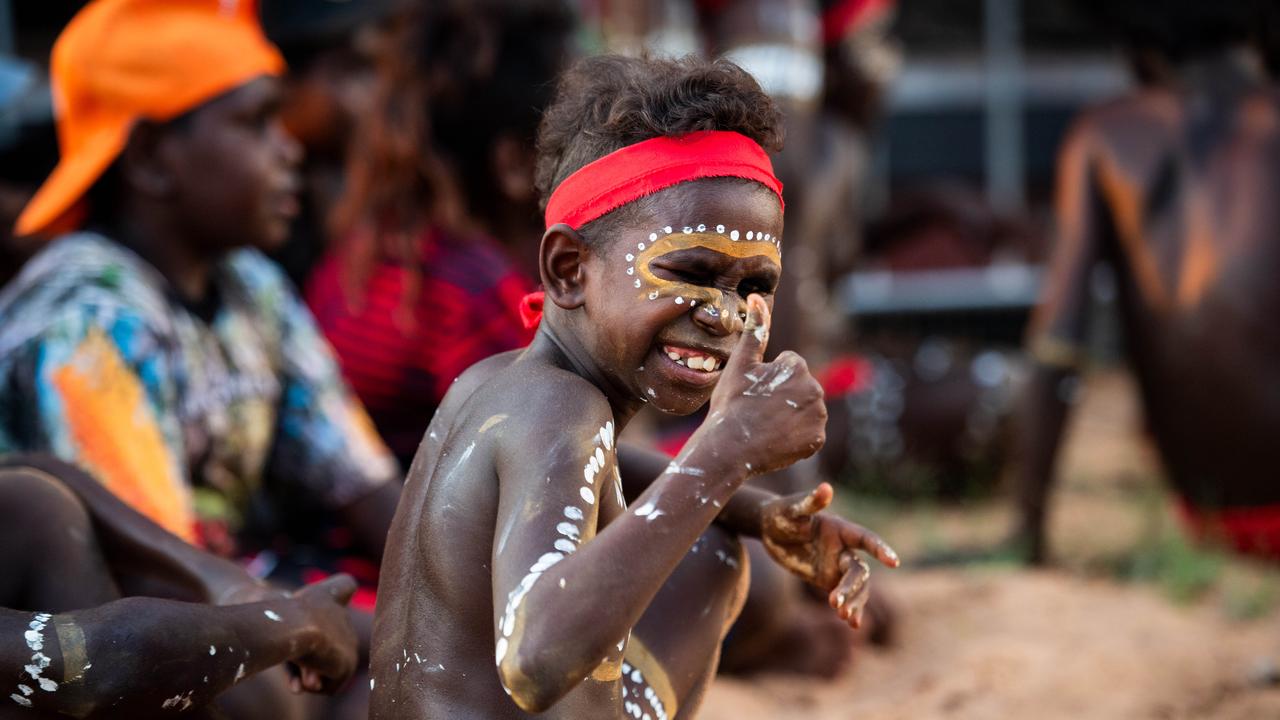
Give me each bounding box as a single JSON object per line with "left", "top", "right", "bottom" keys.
{"left": 737, "top": 278, "right": 775, "bottom": 298}
{"left": 650, "top": 260, "right": 714, "bottom": 287}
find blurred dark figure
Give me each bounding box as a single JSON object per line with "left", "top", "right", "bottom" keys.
{"left": 1010, "top": 0, "right": 1280, "bottom": 563}
{"left": 306, "top": 1, "right": 575, "bottom": 467}
{"left": 694, "top": 0, "right": 902, "bottom": 680}
{"left": 0, "top": 59, "right": 57, "bottom": 285}
{"left": 260, "top": 0, "right": 407, "bottom": 288}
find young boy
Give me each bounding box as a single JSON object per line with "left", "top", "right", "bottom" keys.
{"left": 371, "top": 55, "right": 898, "bottom": 718}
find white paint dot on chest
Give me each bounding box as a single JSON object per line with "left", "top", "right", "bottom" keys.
{"left": 564, "top": 506, "right": 584, "bottom": 521}
{"left": 580, "top": 486, "right": 596, "bottom": 504}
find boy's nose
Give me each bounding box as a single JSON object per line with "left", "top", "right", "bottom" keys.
{"left": 691, "top": 290, "right": 746, "bottom": 336}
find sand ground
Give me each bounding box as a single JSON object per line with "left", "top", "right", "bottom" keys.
{"left": 701, "top": 371, "right": 1280, "bottom": 719}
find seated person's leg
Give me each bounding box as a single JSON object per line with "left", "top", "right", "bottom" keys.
{"left": 0, "top": 465, "right": 120, "bottom": 612}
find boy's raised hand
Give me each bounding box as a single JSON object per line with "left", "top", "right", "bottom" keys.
{"left": 759, "top": 483, "right": 899, "bottom": 628}
{"left": 706, "top": 294, "right": 827, "bottom": 476}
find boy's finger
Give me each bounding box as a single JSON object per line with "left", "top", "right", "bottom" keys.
{"left": 843, "top": 526, "right": 900, "bottom": 569}
{"left": 788, "top": 482, "right": 833, "bottom": 518}
{"left": 314, "top": 573, "right": 358, "bottom": 605}
{"left": 727, "top": 294, "right": 771, "bottom": 372}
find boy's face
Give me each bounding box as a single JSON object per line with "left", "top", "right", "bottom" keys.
{"left": 579, "top": 179, "right": 784, "bottom": 415}
{"left": 165, "top": 76, "right": 302, "bottom": 254}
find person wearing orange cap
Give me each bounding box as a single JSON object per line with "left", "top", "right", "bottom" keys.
{"left": 0, "top": 0, "right": 402, "bottom": 704}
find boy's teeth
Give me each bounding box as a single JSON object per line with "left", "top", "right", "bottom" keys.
{"left": 663, "top": 346, "right": 720, "bottom": 372}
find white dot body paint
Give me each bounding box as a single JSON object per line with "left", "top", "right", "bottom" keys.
{"left": 648, "top": 291, "right": 659, "bottom": 300}
{"left": 696, "top": 224, "right": 706, "bottom": 232}
{"left": 716, "top": 224, "right": 725, "bottom": 233}
{"left": 234, "top": 664, "right": 246, "bottom": 683}
{"left": 674, "top": 297, "right": 684, "bottom": 305}
{"left": 682, "top": 226, "right": 692, "bottom": 234}
{"left": 663, "top": 226, "right": 672, "bottom": 234}
{"left": 20, "top": 612, "right": 58, "bottom": 696}
{"left": 627, "top": 267, "right": 634, "bottom": 275}
{"left": 263, "top": 610, "right": 282, "bottom": 622}
{"left": 555, "top": 538, "right": 576, "bottom": 553}
{"left": 580, "top": 486, "right": 595, "bottom": 504}
{"left": 648, "top": 233, "right": 657, "bottom": 241}
{"left": 209, "top": 646, "right": 216, "bottom": 656}
{"left": 730, "top": 229, "right": 740, "bottom": 240}
{"left": 564, "top": 506, "right": 584, "bottom": 521}
{"left": 635, "top": 279, "right": 642, "bottom": 288}
{"left": 746, "top": 231, "right": 754, "bottom": 240}
{"left": 626, "top": 253, "right": 635, "bottom": 261}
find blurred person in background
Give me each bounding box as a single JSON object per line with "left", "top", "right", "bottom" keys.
{"left": 306, "top": 0, "right": 575, "bottom": 468}
{"left": 691, "top": 0, "right": 900, "bottom": 678}
{"left": 260, "top": 0, "right": 408, "bottom": 289}
{"left": 1007, "top": 0, "right": 1280, "bottom": 564}
{"left": 0, "top": 2, "right": 403, "bottom": 714}
{"left": 0, "top": 58, "right": 57, "bottom": 286}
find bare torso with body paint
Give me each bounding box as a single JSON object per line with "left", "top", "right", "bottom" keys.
{"left": 369, "top": 349, "right": 721, "bottom": 720}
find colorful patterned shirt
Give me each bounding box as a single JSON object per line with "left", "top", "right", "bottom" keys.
{"left": 0, "top": 233, "right": 398, "bottom": 549}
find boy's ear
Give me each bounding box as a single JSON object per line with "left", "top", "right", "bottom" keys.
{"left": 540, "top": 223, "right": 589, "bottom": 310}
{"left": 118, "top": 121, "right": 177, "bottom": 199}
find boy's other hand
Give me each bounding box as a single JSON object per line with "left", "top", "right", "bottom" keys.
{"left": 706, "top": 294, "right": 827, "bottom": 476}
{"left": 759, "top": 483, "right": 900, "bottom": 629}
{"left": 288, "top": 574, "right": 359, "bottom": 694}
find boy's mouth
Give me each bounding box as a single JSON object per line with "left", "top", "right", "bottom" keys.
{"left": 661, "top": 344, "right": 724, "bottom": 374}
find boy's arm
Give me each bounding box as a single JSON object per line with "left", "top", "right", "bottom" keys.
{"left": 1010, "top": 119, "right": 1110, "bottom": 564}
{"left": 616, "top": 445, "right": 896, "bottom": 627}
{"left": 492, "top": 297, "right": 849, "bottom": 712}
{"left": 0, "top": 576, "right": 358, "bottom": 717}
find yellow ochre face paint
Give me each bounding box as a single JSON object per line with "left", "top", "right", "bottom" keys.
{"left": 623, "top": 223, "right": 781, "bottom": 320}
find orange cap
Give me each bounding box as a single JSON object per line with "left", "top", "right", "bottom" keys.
{"left": 15, "top": 0, "right": 285, "bottom": 238}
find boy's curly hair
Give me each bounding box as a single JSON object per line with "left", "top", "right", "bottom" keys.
{"left": 534, "top": 55, "right": 785, "bottom": 240}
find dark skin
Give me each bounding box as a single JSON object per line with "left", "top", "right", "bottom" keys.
{"left": 105, "top": 75, "right": 401, "bottom": 562}
{"left": 1011, "top": 47, "right": 1280, "bottom": 563}
{"left": 371, "top": 179, "right": 897, "bottom": 718}
{"left": 0, "top": 456, "right": 358, "bottom": 718}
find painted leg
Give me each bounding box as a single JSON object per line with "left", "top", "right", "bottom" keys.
{"left": 624, "top": 525, "right": 749, "bottom": 720}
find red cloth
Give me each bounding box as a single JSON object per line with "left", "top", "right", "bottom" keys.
{"left": 544, "top": 130, "right": 783, "bottom": 230}
{"left": 307, "top": 227, "right": 535, "bottom": 460}
{"left": 1177, "top": 499, "right": 1280, "bottom": 561}
{"left": 820, "top": 0, "right": 895, "bottom": 45}
{"left": 519, "top": 291, "right": 544, "bottom": 330}
{"left": 817, "top": 354, "right": 874, "bottom": 399}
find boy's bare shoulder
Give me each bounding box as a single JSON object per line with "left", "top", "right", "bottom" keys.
{"left": 450, "top": 351, "right": 614, "bottom": 448}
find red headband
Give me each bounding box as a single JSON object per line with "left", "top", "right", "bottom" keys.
{"left": 544, "top": 130, "right": 784, "bottom": 229}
